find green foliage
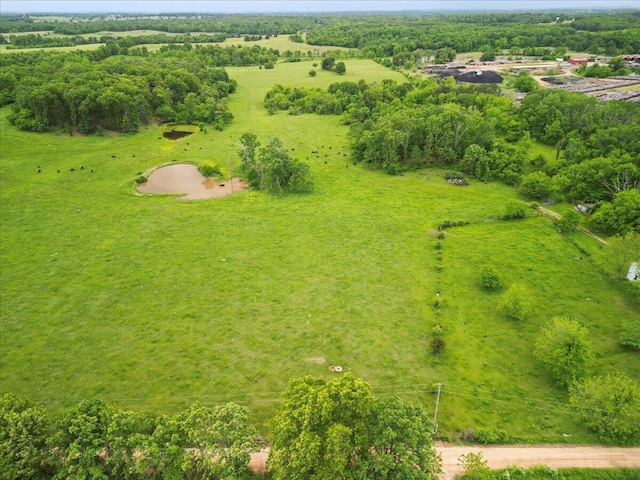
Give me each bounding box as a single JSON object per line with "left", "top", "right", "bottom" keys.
{"left": 2, "top": 53, "right": 640, "bottom": 447}
{"left": 0, "top": 393, "right": 53, "bottom": 480}
{"left": 498, "top": 283, "right": 533, "bottom": 320}
{"left": 198, "top": 161, "right": 223, "bottom": 178}
{"left": 335, "top": 61, "right": 346, "bottom": 75}
{"left": 458, "top": 452, "right": 490, "bottom": 480}
{"left": 520, "top": 171, "right": 552, "bottom": 200}
{"left": 239, "top": 133, "right": 313, "bottom": 195}
{"left": 321, "top": 57, "right": 336, "bottom": 71}
{"left": 502, "top": 200, "right": 528, "bottom": 220}
{"left": 479, "top": 265, "right": 501, "bottom": 289}
{"left": 555, "top": 209, "right": 581, "bottom": 234}
{"left": 309, "top": 69, "right": 317, "bottom": 77}
{"left": 6, "top": 52, "right": 235, "bottom": 134}
{"left": 269, "top": 374, "right": 441, "bottom": 479}
{"left": 513, "top": 72, "right": 538, "bottom": 93}
{"left": 134, "top": 174, "right": 147, "bottom": 184}
{"left": 431, "top": 336, "right": 446, "bottom": 354}
{"left": 534, "top": 316, "right": 594, "bottom": 387}
{"left": 464, "top": 467, "right": 640, "bottom": 479}
{"left": 569, "top": 373, "right": 640, "bottom": 445}
{"left": 479, "top": 51, "right": 496, "bottom": 61}
{"left": 591, "top": 190, "right": 640, "bottom": 235}
{"left": 605, "top": 232, "right": 640, "bottom": 280}
{"left": 474, "top": 428, "right": 514, "bottom": 445}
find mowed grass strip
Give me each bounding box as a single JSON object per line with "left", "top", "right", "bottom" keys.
{"left": 0, "top": 60, "right": 637, "bottom": 437}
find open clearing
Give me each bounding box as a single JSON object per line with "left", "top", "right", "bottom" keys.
{"left": 0, "top": 59, "right": 638, "bottom": 437}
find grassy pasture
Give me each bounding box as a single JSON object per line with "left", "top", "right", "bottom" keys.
{"left": 0, "top": 59, "right": 638, "bottom": 439}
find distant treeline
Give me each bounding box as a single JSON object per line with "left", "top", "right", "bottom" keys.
{"left": 1, "top": 11, "right": 639, "bottom": 57}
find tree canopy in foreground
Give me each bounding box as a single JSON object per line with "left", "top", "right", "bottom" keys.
{"left": 268, "top": 374, "right": 442, "bottom": 479}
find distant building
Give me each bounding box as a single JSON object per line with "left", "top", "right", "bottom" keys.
{"left": 575, "top": 203, "right": 595, "bottom": 213}
{"left": 569, "top": 59, "right": 588, "bottom": 65}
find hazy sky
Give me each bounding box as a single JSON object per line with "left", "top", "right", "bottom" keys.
{"left": 2, "top": 0, "right": 638, "bottom": 14}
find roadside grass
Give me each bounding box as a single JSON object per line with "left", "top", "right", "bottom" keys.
{"left": 1, "top": 60, "right": 637, "bottom": 439}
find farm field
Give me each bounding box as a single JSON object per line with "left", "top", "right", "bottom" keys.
{"left": 0, "top": 58, "right": 638, "bottom": 440}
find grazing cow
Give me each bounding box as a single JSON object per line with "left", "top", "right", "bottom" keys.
{"left": 57, "top": 170, "right": 60, "bottom": 173}
{"left": 70, "top": 168, "right": 75, "bottom": 171}
{"left": 37, "top": 169, "right": 41, "bottom": 173}
{"left": 80, "top": 166, "right": 84, "bottom": 170}
{"left": 111, "top": 155, "right": 116, "bottom": 158}
{"left": 324, "top": 161, "right": 327, "bottom": 164}
{"left": 90, "top": 169, "right": 94, "bottom": 173}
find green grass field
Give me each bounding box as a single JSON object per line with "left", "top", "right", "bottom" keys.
{"left": 1, "top": 59, "right": 638, "bottom": 439}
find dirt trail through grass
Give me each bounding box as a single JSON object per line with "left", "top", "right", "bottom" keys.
{"left": 537, "top": 206, "right": 608, "bottom": 244}
{"left": 247, "top": 445, "right": 640, "bottom": 477}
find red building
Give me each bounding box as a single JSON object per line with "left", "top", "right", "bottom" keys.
{"left": 568, "top": 59, "right": 588, "bottom": 65}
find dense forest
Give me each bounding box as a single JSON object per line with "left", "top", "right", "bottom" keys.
{"left": 1, "top": 11, "right": 640, "bottom": 57}
{"left": 0, "top": 41, "right": 291, "bottom": 132}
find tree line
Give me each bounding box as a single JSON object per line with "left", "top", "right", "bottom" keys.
{"left": 4, "top": 371, "right": 639, "bottom": 479}
{"left": 262, "top": 74, "right": 640, "bottom": 235}
{"left": 1, "top": 374, "right": 442, "bottom": 480}
{"left": 0, "top": 41, "right": 296, "bottom": 133}
{"left": 2, "top": 11, "right": 639, "bottom": 59}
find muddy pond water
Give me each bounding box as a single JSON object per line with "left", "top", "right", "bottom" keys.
{"left": 137, "top": 163, "right": 248, "bottom": 200}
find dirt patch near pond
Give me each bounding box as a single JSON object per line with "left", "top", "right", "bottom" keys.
{"left": 137, "top": 163, "right": 248, "bottom": 200}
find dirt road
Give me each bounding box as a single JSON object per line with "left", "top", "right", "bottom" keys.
{"left": 537, "top": 206, "right": 607, "bottom": 244}
{"left": 437, "top": 444, "right": 640, "bottom": 479}
{"left": 249, "top": 445, "right": 640, "bottom": 477}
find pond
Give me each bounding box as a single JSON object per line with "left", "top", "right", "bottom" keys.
{"left": 137, "top": 163, "right": 248, "bottom": 200}
{"left": 163, "top": 130, "right": 194, "bottom": 140}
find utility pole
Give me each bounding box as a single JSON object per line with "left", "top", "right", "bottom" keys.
{"left": 433, "top": 383, "right": 443, "bottom": 434}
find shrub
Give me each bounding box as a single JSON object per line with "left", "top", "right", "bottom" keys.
{"left": 503, "top": 200, "right": 528, "bottom": 220}
{"left": 134, "top": 175, "right": 147, "bottom": 184}
{"left": 474, "top": 428, "right": 512, "bottom": 445}
{"left": 309, "top": 69, "right": 317, "bottom": 77}
{"left": 430, "top": 337, "right": 446, "bottom": 354}
{"left": 198, "top": 162, "right": 222, "bottom": 178}
{"left": 479, "top": 266, "right": 501, "bottom": 289}
{"left": 534, "top": 316, "right": 594, "bottom": 387}
{"left": 458, "top": 452, "right": 490, "bottom": 479}
{"left": 498, "top": 284, "right": 533, "bottom": 320}
{"left": 569, "top": 373, "right": 640, "bottom": 445}
{"left": 555, "top": 210, "right": 581, "bottom": 234}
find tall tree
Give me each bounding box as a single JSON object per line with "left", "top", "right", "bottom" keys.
{"left": 269, "top": 374, "right": 441, "bottom": 480}
{"left": 534, "top": 316, "right": 594, "bottom": 387}
{"left": 569, "top": 373, "right": 640, "bottom": 445}
{"left": 0, "top": 393, "right": 54, "bottom": 480}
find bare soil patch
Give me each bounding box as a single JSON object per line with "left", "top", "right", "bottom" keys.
{"left": 137, "top": 163, "right": 248, "bottom": 200}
